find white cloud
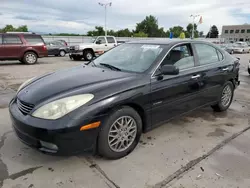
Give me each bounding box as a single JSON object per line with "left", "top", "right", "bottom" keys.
{"left": 0, "top": 0, "right": 250, "bottom": 34}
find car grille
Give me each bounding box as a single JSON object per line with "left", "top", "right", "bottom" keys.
{"left": 17, "top": 99, "right": 34, "bottom": 115}
{"left": 69, "top": 46, "right": 75, "bottom": 50}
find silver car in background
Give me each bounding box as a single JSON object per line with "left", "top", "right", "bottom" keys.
{"left": 226, "top": 42, "right": 250, "bottom": 54}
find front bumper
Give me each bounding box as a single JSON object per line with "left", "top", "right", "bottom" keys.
{"left": 9, "top": 98, "right": 103, "bottom": 155}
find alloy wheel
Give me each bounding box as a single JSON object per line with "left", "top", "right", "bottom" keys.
{"left": 221, "top": 85, "right": 232, "bottom": 107}
{"left": 108, "top": 116, "right": 137, "bottom": 152}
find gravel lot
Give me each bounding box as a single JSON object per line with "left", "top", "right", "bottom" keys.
{"left": 0, "top": 54, "right": 250, "bottom": 188}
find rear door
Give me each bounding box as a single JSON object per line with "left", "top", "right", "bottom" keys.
{"left": 106, "top": 36, "right": 117, "bottom": 49}
{"left": 151, "top": 43, "right": 202, "bottom": 127}
{"left": 192, "top": 42, "right": 231, "bottom": 105}
{"left": 2, "top": 34, "right": 23, "bottom": 58}
{"left": 0, "top": 34, "right": 3, "bottom": 58}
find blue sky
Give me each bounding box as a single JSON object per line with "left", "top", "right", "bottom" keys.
{"left": 1, "top": 0, "right": 250, "bottom": 34}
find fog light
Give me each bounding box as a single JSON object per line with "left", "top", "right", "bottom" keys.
{"left": 40, "top": 141, "right": 58, "bottom": 150}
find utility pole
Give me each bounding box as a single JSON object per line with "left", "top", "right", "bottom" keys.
{"left": 98, "top": 2, "right": 112, "bottom": 37}
{"left": 190, "top": 14, "right": 199, "bottom": 39}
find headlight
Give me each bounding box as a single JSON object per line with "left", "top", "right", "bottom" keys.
{"left": 17, "top": 77, "right": 35, "bottom": 92}
{"left": 32, "top": 94, "right": 94, "bottom": 120}
{"left": 75, "top": 45, "right": 79, "bottom": 50}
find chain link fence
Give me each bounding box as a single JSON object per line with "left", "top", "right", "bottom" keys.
{"left": 42, "top": 35, "right": 225, "bottom": 46}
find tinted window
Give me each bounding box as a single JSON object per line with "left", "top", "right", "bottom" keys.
{"left": 194, "top": 43, "right": 219, "bottom": 65}
{"left": 230, "top": 30, "right": 234, "bottom": 33}
{"left": 96, "top": 37, "right": 106, "bottom": 44}
{"left": 94, "top": 43, "right": 164, "bottom": 73}
{"left": 24, "top": 35, "right": 44, "bottom": 45}
{"left": 161, "top": 44, "right": 195, "bottom": 70}
{"left": 107, "top": 37, "right": 115, "bottom": 43}
{"left": 225, "top": 30, "right": 228, "bottom": 33}
{"left": 217, "top": 50, "right": 223, "bottom": 61}
{"left": 3, "top": 35, "right": 22, "bottom": 44}
{"left": 241, "top": 29, "right": 245, "bottom": 33}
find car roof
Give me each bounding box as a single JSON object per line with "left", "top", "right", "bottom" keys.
{"left": 127, "top": 39, "right": 211, "bottom": 45}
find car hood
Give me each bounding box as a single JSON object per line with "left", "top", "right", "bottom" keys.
{"left": 17, "top": 65, "right": 137, "bottom": 105}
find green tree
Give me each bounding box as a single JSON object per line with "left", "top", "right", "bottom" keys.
{"left": 199, "top": 31, "right": 204, "bottom": 37}
{"left": 116, "top": 28, "right": 132, "bottom": 37}
{"left": 134, "top": 15, "right": 159, "bottom": 37}
{"left": 16, "top": 25, "right": 28, "bottom": 32}
{"left": 133, "top": 31, "right": 148, "bottom": 37}
{"left": 169, "top": 26, "right": 183, "bottom": 38}
{"left": 186, "top": 23, "right": 199, "bottom": 38}
{"left": 206, "top": 25, "right": 219, "bottom": 38}
{"left": 87, "top": 26, "right": 105, "bottom": 36}
{"left": 0, "top": 24, "right": 29, "bottom": 32}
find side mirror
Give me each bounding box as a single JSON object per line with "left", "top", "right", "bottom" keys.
{"left": 160, "top": 65, "right": 179, "bottom": 75}
{"left": 96, "top": 40, "right": 101, "bottom": 44}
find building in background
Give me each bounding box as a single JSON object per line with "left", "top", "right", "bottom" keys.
{"left": 221, "top": 24, "right": 250, "bottom": 42}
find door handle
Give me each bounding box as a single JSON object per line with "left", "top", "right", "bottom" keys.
{"left": 191, "top": 75, "right": 200, "bottom": 79}
{"left": 222, "top": 67, "right": 229, "bottom": 71}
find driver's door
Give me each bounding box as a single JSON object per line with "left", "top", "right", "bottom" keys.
{"left": 151, "top": 43, "right": 201, "bottom": 127}
{"left": 95, "top": 37, "right": 109, "bottom": 53}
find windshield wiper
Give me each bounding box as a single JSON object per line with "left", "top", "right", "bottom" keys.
{"left": 100, "top": 63, "right": 121, "bottom": 71}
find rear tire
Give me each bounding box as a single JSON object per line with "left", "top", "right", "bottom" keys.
{"left": 59, "top": 50, "right": 66, "bottom": 57}
{"left": 211, "top": 81, "right": 234, "bottom": 112}
{"left": 83, "top": 50, "right": 94, "bottom": 61}
{"left": 98, "top": 106, "right": 142, "bottom": 159}
{"left": 22, "top": 52, "right": 37, "bottom": 65}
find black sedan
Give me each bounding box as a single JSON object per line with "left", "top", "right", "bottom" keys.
{"left": 46, "top": 41, "right": 70, "bottom": 57}
{"left": 9, "top": 40, "right": 240, "bottom": 159}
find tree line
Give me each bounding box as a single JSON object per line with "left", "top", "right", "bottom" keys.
{"left": 0, "top": 15, "right": 219, "bottom": 38}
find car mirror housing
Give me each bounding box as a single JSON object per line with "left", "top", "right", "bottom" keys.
{"left": 160, "top": 65, "right": 179, "bottom": 75}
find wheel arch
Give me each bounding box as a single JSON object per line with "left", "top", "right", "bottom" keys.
{"left": 83, "top": 48, "right": 95, "bottom": 55}
{"left": 23, "top": 50, "right": 38, "bottom": 59}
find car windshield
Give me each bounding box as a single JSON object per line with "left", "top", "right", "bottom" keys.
{"left": 93, "top": 43, "right": 164, "bottom": 73}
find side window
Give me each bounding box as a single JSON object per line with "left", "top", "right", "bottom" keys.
{"left": 161, "top": 44, "right": 195, "bottom": 70}
{"left": 106, "top": 37, "right": 115, "bottom": 43}
{"left": 96, "top": 37, "right": 106, "bottom": 44}
{"left": 3, "top": 35, "right": 22, "bottom": 44}
{"left": 194, "top": 43, "right": 219, "bottom": 65}
{"left": 217, "top": 50, "right": 224, "bottom": 61}
{"left": 24, "top": 35, "right": 44, "bottom": 45}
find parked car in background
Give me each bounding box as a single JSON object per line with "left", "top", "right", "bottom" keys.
{"left": 0, "top": 32, "right": 47, "bottom": 64}
{"left": 10, "top": 40, "right": 240, "bottom": 159}
{"left": 226, "top": 42, "right": 250, "bottom": 54}
{"left": 46, "top": 41, "right": 70, "bottom": 57}
{"left": 69, "top": 36, "right": 118, "bottom": 61}
{"left": 54, "top": 39, "right": 68, "bottom": 46}
{"left": 248, "top": 60, "right": 250, "bottom": 74}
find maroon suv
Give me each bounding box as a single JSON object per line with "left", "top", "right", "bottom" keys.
{"left": 0, "top": 32, "right": 48, "bottom": 64}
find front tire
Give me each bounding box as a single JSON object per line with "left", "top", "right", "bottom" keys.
{"left": 22, "top": 52, "right": 37, "bottom": 65}
{"left": 211, "top": 81, "right": 234, "bottom": 112}
{"left": 83, "top": 50, "right": 94, "bottom": 61}
{"left": 98, "top": 106, "right": 142, "bottom": 159}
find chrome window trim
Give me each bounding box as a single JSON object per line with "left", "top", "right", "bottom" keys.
{"left": 151, "top": 41, "right": 226, "bottom": 79}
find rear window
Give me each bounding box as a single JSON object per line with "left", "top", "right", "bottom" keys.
{"left": 107, "top": 37, "right": 115, "bottom": 43}
{"left": 23, "top": 35, "right": 44, "bottom": 45}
